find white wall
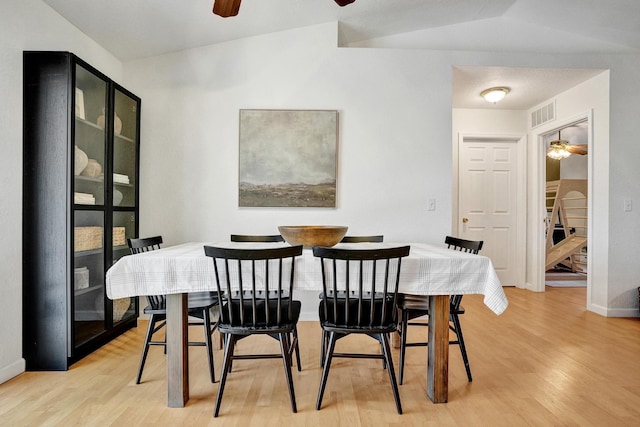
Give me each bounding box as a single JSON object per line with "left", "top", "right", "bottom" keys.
{"left": 0, "top": 0, "right": 122, "bottom": 383}
{"left": 125, "top": 23, "right": 453, "bottom": 247}
{"left": 559, "top": 156, "right": 588, "bottom": 180}
{"left": 125, "top": 24, "right": 455, "bottom": 320}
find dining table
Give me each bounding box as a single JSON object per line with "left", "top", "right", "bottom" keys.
{"left": 106, "top": 241, "right": 507, "bottom": 408}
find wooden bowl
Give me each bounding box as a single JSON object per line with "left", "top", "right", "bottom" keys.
{"left": 278, "top": 225, "right": 348, "bottom": 248}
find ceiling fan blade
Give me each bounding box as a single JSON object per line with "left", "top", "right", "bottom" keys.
{"left": 566, "top": 144, "right": 588, "bottom": 155}
{"left": 213, "top": 0, "right": 241, "bottom": 17}
{"left": 213, "top": 0, "right": 354, "bottom": 17}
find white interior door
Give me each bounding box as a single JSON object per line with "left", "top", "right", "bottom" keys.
{"left": 458, "top": 136, "right": 525, "bottom": 286}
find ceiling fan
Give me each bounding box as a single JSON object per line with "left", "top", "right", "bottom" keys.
{"left": 565, "top": 144, "right": 588, "bottom": 155}
{"left": 546, "top": 130, "right": 588, "bottom": 159}
{"left": 213, "top": 0, "right": 356, "bottom": 18}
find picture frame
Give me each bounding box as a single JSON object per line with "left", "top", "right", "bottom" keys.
{"left": 239, "top": 109, "right": 338, "bottom": 207}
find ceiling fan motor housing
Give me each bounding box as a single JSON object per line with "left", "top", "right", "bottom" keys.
{"left": 213, "top": 0, "right": 241, "bottom": 17}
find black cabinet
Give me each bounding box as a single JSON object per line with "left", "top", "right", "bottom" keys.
{"left": 23, "top": 51, "right": 141, "bottom": 370}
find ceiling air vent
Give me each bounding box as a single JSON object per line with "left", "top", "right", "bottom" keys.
{"left": 531, "top": 100, "right": 556, "bottom": 128}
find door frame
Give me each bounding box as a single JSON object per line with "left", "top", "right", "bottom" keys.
{"left": 532, "top": 111, "right": 593, "bottom": 302}
{"left": 454, "top": 132, "right": 527, "bottom": 288}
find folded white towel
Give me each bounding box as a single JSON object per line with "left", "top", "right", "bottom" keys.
{"left": 113, "top": 173, "right": 130, "bottom": 184}
{"left": 74, "top": 192, "right": 95, "bottom": 204}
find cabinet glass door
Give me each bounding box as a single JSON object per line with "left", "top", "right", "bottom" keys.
{"left": 112, "top": 211, "right": 137, "bottom": 324}
{"left": 73, "top": 210, "right": 106, "bottom": 347}
{"left": 74, "top": 64, "right": 107, "bottom": 206}
{"left": 73, "top": 63, "right": 108, "bottom": 348}
{"left": 113, "top": 88, "right": 138, "bottom": 208}
{"left": 112, "top": 86, "right": 139, "bottom": 325}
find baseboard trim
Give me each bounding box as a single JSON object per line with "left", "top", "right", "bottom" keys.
{"left": 0, "top": 358, "right": 26, "bottom": 385}
{"left": 300, "top": 310, "right": 319, "bottom": 322}
{"left": 604, "top": 307, "right": 640, "bottom": 318}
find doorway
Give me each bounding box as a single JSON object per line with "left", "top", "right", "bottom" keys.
{"left": 542, "top": 120, "right": 589, "bottom": 288}
{"left": 534, "top": 112, "right": 593, "bottom": 306}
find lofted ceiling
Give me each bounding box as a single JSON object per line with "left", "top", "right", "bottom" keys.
{"left": 42, "top": 0, "right": 637, "bottom": 109}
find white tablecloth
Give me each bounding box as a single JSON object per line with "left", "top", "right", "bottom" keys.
{"left": 106, "top": 242, "right": 508, "bottom": 315}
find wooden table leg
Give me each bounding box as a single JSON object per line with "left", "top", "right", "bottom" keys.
{"left": 166, "top": 293, "right": 189, "bottom": 408}
{"left": 427, "top": 295, "right": 449, "bottom": 403}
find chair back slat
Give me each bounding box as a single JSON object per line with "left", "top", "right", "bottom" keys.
{"left": 381, "top": 258, "right": 394, "bottom": 325}
{"left": 127, "top": 236, "right": 163, "bottom": 254}
{"left": 204, "top": 245, "right": 303, "bottom": 328}
{"left": 445, "top": 235, "right": 483, "bottom": 254}
{"left": 264, "top": 259, "right": 270, "bottom": 325}
{"left": 236, "top": 259, "right": 246, "bottom": 325}
{"left": 341, "top": 235, "right": 384, "bottom": 243}
{"left": 450, "top": 294, "right": 463, "bottom": 310}
{"left": 444, "top": 236, "right": 483, "bottom": 309}
{"left": 127, "top": 236, "right": 165, "bottom": 309}
{"left": 230, "top": 234, "right": 284, "bottom": 242}
{"left": 313, "top": 246, "right": 410, "bottom": 328}
{"left": 147, "top": 295, "right": 165, "bottom": 308}
{"left": 339, "top": 234, "right": 384, "bottom": 324}
{"left": 367, "top": 260, "right": 375, "bottom": 324}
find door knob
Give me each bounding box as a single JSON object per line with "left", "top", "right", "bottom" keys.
{"left": 462, "top": 217, "right": 469, "bottom": 223}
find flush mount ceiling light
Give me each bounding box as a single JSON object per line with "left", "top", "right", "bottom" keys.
{"left": 480, "top": 87, "right": 510, "bottom": 103}
{"left": 546, "top": 131, "right": 571, "bottom": 160}
{"left": 212, "top": 0, "right": 356, "bottom": 17}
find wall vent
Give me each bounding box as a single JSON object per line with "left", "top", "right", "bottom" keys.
{"left": 531, "top": 100, "right": 556, "bottom": 128}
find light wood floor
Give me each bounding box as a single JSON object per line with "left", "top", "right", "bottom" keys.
{"left": 3, "top": 287, "right": 640, "bottom": 426}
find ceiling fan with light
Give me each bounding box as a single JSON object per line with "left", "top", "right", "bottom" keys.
{"left": 213, "top": 0, "right": 356, "bottom": 18}
{"left": 546, "top": 130, "right": 588, "bottom": 159}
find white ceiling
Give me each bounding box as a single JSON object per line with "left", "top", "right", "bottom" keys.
{"left": 42, "top": 0, "right": 637, "bottom": 109}
{"left": 452, "top": 66, "right": 605, "bottom": 110}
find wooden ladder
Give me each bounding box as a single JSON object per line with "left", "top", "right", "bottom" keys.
{"left": 545, "top": 180, "right": 588, "bottom": 272}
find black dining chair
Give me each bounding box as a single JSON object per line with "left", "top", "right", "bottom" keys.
{"left": 313, "top": 245, "right": 410, "bottom": 414}
{"left": 320, "top": 234, "right": 384, "bottom": 366}
{"left": 127, "top": 236, "right": 219, "bottom": 384}
{"left": 228, "top": 233, "right": 301, "bottom": 371}
{"left": 204, "top": 244, "right": 303, "bottom": 417}
{"left": 340, "top": 235, "right": 384, "bottom": 243}
{"left": 396, "top": 235, "right": 483, "bottom": 385}
{"left": 230, "top": 234, "right": 284, "bottom": 242}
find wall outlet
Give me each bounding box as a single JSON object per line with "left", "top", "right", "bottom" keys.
{"left": 428, "top": 198, "right": 436, "bottom": 211}
{"left": 624, "top": 199, "right": 632, "bottom": 212}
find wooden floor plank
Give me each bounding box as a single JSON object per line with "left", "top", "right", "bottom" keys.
{"left": 2, "top": 287, "right": 640, "bottom": 426}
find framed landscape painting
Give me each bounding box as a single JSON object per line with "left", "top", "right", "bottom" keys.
{"left": 239, "top": 109, "right": 338, "bottom": 207}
